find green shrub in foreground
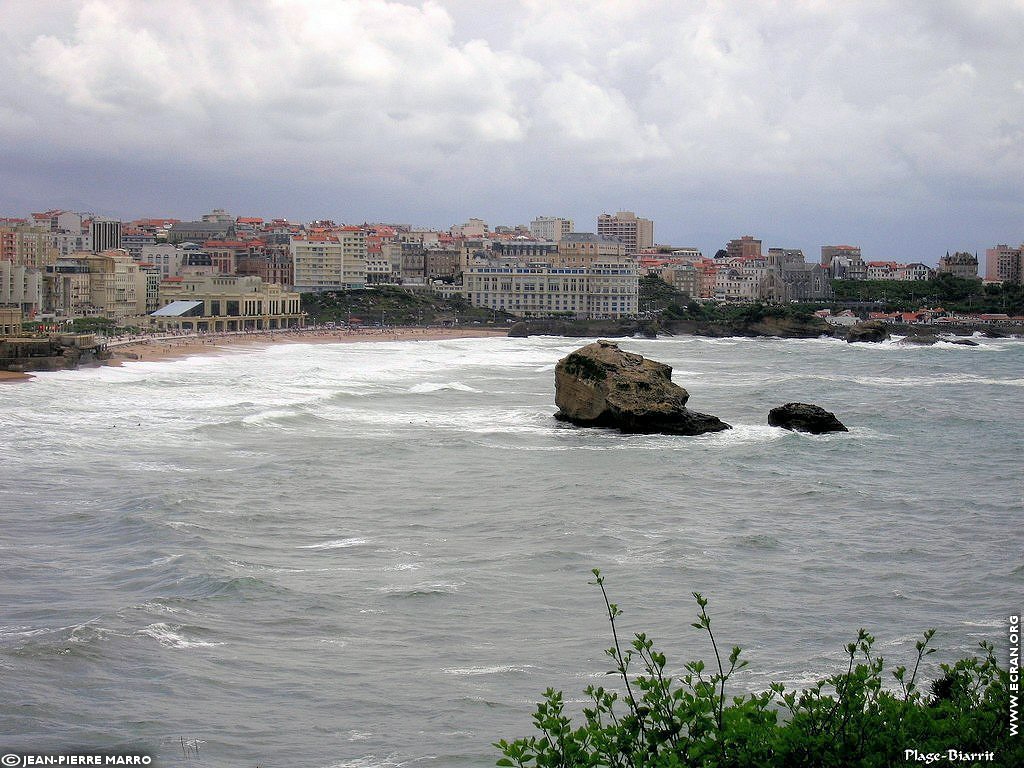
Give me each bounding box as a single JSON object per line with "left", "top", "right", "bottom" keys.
{"left": 496, "top": 570, "right": 1018, "bottom": 767}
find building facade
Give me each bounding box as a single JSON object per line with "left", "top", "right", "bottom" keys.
{"left": 726, "top": 235, "right": 762, "bottom": 260}
{"left": 556, "top": 233, "right": 625, "bottom": 267}
{"left": 464, "top": 258, "right": 637, "bottom": 319}
{"left": 0, "top": 261, "right": 44, "bottom": 315}
{"left": 530, "top": 217, "right": 574, "bottom": 242}
{"left": 89, "top": 218, "right": 122, "bottom": 253}
{"left": 937, "top": 252, "right": 979, "bottom": 279}
{"left": 44, "top": 261, "right": 93, "bottom": 318}
{"left": 152, "top": 275, "right": 303, "bottom": 332}
{"left": 83, "top": 250, "right": 147, "bottom": 322}
{"left": 597, "top": 211, "right": 654, "bottom": 255}
{"left": 985, "top": 244, "right": 1023, "bottom": 284}
{"left": 291, "top": 229, "right": 367, "bottom": 292}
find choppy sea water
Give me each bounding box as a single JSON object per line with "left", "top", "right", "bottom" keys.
{"left": 1, "top": 333, "right": 1021, "bottom": 767}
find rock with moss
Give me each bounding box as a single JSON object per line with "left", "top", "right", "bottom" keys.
{"left": 554, "top": 340, "right": 730, "bottom": 435}
{"left": 768, "top": 402, "right": 848, "bottom": 434}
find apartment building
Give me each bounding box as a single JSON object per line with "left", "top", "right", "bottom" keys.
{"left": 530, "top": 217, "right": 574, "bottom": 242}
{"left": 291, "top": 228, "right": 367, "bottom": 291}
{"left": 0, "top": 225, "right": 58, "bottom": 268}
{"left": 726, "top": 235, "right": 762, "bottom": 260}
{"left": 656, "top": 263, "right": 700, "bottom": 298}
{"left": 120, "top": 227, "right": 156, "bottom": 260}
{"left": 88, "top": 218, "right": 122, "bottom": 253}
{"left": 44, "top": 261, "right": 92, "bottom": 317}
{"left": 236, "top": 246, "right": 293, "bottom": 288}
{"left": 82, "top": 250, "right": 147, "bottom": 322}
{"left": 0, "top": 261, "right": 44, "bottom": 315}
{"left": 597, "top": 211, "right": 654, "bottom": 255}
{"left": 985, "top": 244, "right": 1023, "bottom": 284}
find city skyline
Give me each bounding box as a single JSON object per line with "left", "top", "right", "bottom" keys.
{"left": 1, "top": 1, "right": 1022, "bottom": 264}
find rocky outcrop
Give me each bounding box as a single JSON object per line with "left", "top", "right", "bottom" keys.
{"left": 554, "top": 340, "right": 730, "bottom": 435}
{"left": 846, "top": 320, "right": 890, "bottom": 343}
{"left": 897, "top": 333, "right": 939, "bottom": 345}
{"left": 768, "top": 403, "right": 848, "bottom": 434}
{"left": 508, "top": 318, "right": 643, "bottom": 338}
{"left": 508, "top": 314, "right": 834, "bottom": 340}
{"left": 944, "top": 337, "right": 979, "bottom": 346}
{"left": 663, "top": 314, "right": 834, "bottom": 339}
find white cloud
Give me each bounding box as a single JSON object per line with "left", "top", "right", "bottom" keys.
{"left": 17, "top": 0, "right": 540, "bottom": 165}
{"left": 0, "top": 0, "right": 1021, "bottom": 257}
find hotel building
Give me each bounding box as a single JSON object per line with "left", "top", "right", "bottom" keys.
{"left": 464, "top": 258, "right": 638, "bottom": 319}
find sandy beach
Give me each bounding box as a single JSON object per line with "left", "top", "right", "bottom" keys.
{"left": 107, "top": 326, "right": 509, "bottom": 364}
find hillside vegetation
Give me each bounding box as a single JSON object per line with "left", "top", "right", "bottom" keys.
{"left": 831, "top": 274, "right": 1023, "bottom": 314}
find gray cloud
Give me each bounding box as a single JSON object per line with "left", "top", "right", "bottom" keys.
{"left": 1, "top": 0, "right": 1021, "bottom": 261}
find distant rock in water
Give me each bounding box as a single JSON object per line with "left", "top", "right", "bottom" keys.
{"left": 944, "top": 337, "right": 979, "bottom": 346}
{"left": 847, "top": 321, "right": 890, "bottom": 343}
{"left": 554, "top": 340, "right": 730, "bottom": 435}
{"left": 897, "top": 333, "right": 939, "bottom": 346}
{"left": 768, "top": 403, "right": 848, "bottom": 434}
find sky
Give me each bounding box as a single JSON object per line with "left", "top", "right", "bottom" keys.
{"left": 1, "top": 0, "right": 1022, "bottom": 264}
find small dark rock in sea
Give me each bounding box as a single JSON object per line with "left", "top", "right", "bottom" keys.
{"left": 846, "top": 320, "right": 890, "bottom": 343}
{"left": 768, "top": 403, "right": 848, "bottom": 434}
{"left": 944, "top": 337, "right": 979, "bottom": 346}
{"left": 554, "top": 340, "right": 730, "bottom": 436}
{"left": 898, "top": 333, "right": 939, "bottom": 346}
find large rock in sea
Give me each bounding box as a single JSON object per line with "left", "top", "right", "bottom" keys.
{"left": 768, "top": 403, "right": 848, "bottom": 434}
{"left": 847, "top": 320, "right": 890, "bottom": 343}
{"left": 554, "top": 340, "right": 731, "bottom": 435}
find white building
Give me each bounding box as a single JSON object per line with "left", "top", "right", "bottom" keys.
{"left": 530, "top": 216, "right": 574, "bottom": 242}
{"left": 451, "top": 218, "right": 487, "bottom": 238}
{"left": 291, "top": 229, "right": 367, "bottom": 292}
{"left": 896, "top": 263, "right": 934, "bottom": 281}
{"left": 0, "top": 261, "right": 44, "bottom": 315}
{"left": 141, "top": 243, "right": 187, "bottom": 278}
{"left": 464, "top": 258, "right": 637, "bottom": 319}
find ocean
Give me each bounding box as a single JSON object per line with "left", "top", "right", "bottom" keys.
{"left": 1, "top": 333, "right": 1021, "bottom": 767}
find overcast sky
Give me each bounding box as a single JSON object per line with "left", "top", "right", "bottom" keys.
{"left": 2, "top": 0, "right": 1022, "bottom": 263}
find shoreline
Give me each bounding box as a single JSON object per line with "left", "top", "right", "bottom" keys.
{"left": 4, "top": 323, "right": 1019, "bottom": 384}
{"left": 107, "top": 326, "right": 509, "bottom": 365}
{"left": 2, "top": 327, "right": 510, "bottom": 383}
